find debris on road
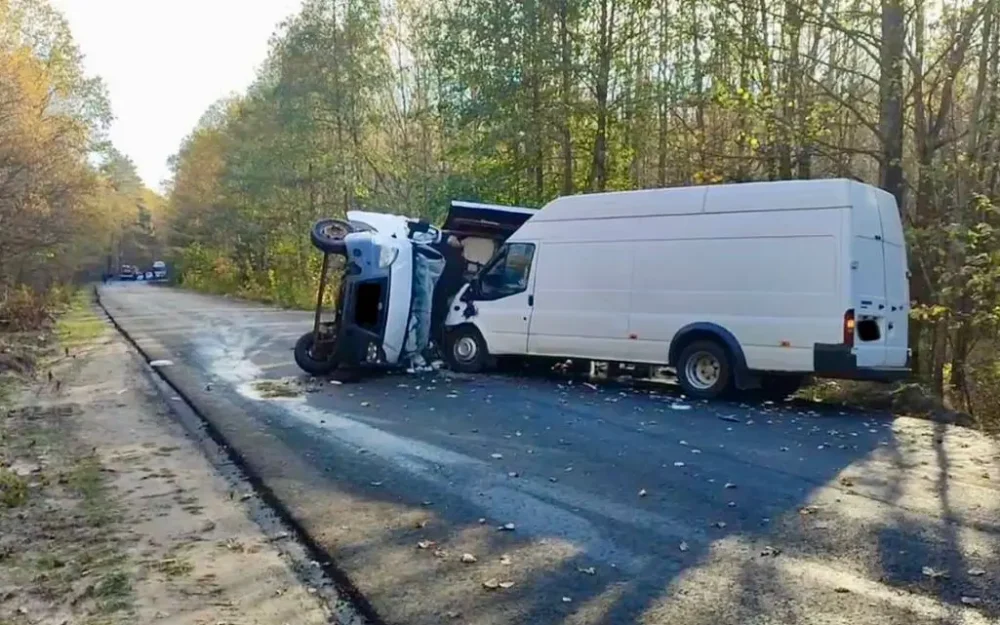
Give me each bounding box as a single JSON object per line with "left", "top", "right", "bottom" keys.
{"left": 149, "top": 359, "right": 173, "bottom": 367}
{"left": 960, "top": 596, "right": 982, "bottom": 606}
{"left": 490, "top": 453, "right": 504, "bottom": 459}
{"left": 578, "top": 566, "right": 596, "bottom": 575}
{"left": 921, "top": 566, "right": 948, "bottom": 579}
{"left": 417, "top": 540, "right": 434, "bottom": 550}
{"left": 679, "top": 542, "right": 690, "bottom": 552}
{"left": 461, "top": 553, "right": 477, "bottom": 563}
{"left": 967, "top": 567, "right": 986, "bottom": 577}
{"left": 673, "top": 461, "right": 686, "bottom": 467}
{"left": 482, "top": 579, "right": 515, "bottom": 590}
{"left": 712, "top": 521, "right": 727, "bottom": 529}
{"left": 670, "top": 403, "right": 692, "bottom": 411}
{"left": 718, "top": 415, "right": 742, "bottom": 423}
{"left": 638, "top": 488, "right": 647, "bottom": 497}
{"left": 760, "top": 546, "right": 781, "bottom": 557}
{"left": 724, "top": 482, "right": 737, "bottom": 489}
{"left": 562, "top": 596, "right": 573, "bottom": 603}
{"left": 499, "top": 555, "right": 512, "bottom": 565}
{"left": 499, "top": 522, "right": 516, "bottom": 531}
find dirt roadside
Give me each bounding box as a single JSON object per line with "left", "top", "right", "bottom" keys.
{"left": 0, "top": 299, "right": 337, "bottom": 625}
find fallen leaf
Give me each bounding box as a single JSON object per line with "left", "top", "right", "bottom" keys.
{"left": 361, "top": 401, "right": 371, "bottom": 407}
{"left": 967, "top": 567, "right": 986, "bottom": 577}
{"left": 461, "top": 553, "right": 477, "bottom": 563}
{"left": 499, "top": 522, "right": 516, "bottom": 531}
{"left": 679, "top": 542, "right": 690, "bottom": 552}
{"left": 638, "top": 488, "right": 647, "bottom": 497}
{"left": 922, "top": 566, "right": 948, "bottom": 579}
{"left": 578, "top": 566, "right": 596, "bottom": 575}
{"left": 679, "top": 440, "right": 689, "bottom": 446}
{"left": 491, "top": 453, "right": 504, "bottom": 459}
{"left": 417, "top": 540, "right": 434, "bottom": 550}
{"left": 498, "top": 581, "right": 515, "bottom": 589}
{"left": 482, "top": 578, "right": 500, "bottom": 590}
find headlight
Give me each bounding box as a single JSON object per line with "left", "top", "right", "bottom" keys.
{"left": 378, "top": 245, "right": 399, "bottom": 268}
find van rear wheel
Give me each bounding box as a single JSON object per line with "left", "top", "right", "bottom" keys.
{"left": 447, "top": 326, "right": 489, "bottom": 374}
{"left": 677, "top": 340, "right": 732, "bottom": 399}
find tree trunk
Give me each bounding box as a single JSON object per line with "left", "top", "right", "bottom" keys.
{"left": 559, "top": 0, "right": 574, "bottom": 195}
{"left": 590, "top": 0, "right": 614, "bottom": 191}
{"left": 878, "top": 0, "right": 906, "bottom": 207}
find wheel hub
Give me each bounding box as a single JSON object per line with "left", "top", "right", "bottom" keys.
{"left": 685, "top": 351, "right": 720, "bottom": 390}
{"left": 454, "top": 336, "right": 478, "bottom": 363}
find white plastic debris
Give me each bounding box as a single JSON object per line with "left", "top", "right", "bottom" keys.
{"left": 149, "top": 359, "right": 173, "bottom": 367}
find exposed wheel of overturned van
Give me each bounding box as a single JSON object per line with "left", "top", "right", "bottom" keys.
{"left": 294, "top": 331, "right": 340, "bottom": 376}
{"left": 676, "top": 340, "right": 732, "bottom": 399}
{"left": 447, "top": 325, "right": 489, "bottom": 374}
{"left": 310, "top": 218, "right": 355, "bottom": 254}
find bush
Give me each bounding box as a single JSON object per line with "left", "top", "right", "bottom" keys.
{"left": 0, "top": 285, "right": 52, "bottom": 332}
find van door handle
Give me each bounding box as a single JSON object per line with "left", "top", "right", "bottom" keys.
{"left": 528, "top": 295, "right": 534, "bottom": 306}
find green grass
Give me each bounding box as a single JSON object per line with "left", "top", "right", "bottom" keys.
{"left": 93, "top": 569, "right": 132, "bottom": 613}
{"left": 56, "top": 290, "right": 105, "bottom": 347}
{"left": 0, "top": 468, "right": 28, "bottom": 508}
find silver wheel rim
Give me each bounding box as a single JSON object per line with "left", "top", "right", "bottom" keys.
{"left": 454, "top": 336, "right": 479, "bottom": 364}
{"left": 684, "top": 351, "right": 720, "bottom": 390}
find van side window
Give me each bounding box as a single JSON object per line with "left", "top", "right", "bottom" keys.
{"left": 477, "top": 243, "right": 535, "bottom": 300}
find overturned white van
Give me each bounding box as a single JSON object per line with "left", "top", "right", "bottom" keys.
{"left": 444, "top": 179, "right": 911, "bottom": 399}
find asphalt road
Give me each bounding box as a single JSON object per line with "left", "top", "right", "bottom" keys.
{"left": 98, "top": 282, "right": 1000, "bottom": 625}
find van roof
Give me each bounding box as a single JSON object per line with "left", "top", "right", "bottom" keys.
{"left": 532, "top": 178, "right": 883, "bottom": 222}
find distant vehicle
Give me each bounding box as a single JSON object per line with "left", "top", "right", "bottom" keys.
{"left": 119, "top": 265, "right": 136, "bottom": 280}
{"left": 144, "top": 271, "right": 153, "bottom": 280}
{"left": 152, "top": 260, "right": 167, "bottom": 280}
{"left": 443, "top": 178, "right": 911, "bottom": 399}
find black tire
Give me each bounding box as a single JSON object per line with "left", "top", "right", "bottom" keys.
{"left": 758, "top": 375, "right": 805, "bottom": 401}
{"left": 446, "top": 325, "right": 489, "bottom": 373}
{"left": 294, "top": 331, "right": 339, "bottom": 376}
{"left": 676, "top": 340, "right": 733, "bottom": 399}
{"left": 310, "top": 219, "right": 355, "bottom": 254}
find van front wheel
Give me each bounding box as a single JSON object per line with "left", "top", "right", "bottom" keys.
{"left": 447, "top": 326, "right": 489, "bottom": 374}
{"left": 677, "top": 340, "right": 732, "bottom": 399}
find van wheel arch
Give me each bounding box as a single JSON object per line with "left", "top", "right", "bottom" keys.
{"left": 669, "top": 323, "right": 750, "bottom": 389}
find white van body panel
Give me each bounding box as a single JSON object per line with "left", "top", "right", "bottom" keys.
{"left": 449, "top": 179, "right": 909, "bottom": 379}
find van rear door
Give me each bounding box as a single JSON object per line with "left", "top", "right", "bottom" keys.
{"left": 876, "top": 192, "right": 910, "bottom": 367}
{"left": 849, "top": 185, "right": 889, "bottom": 368}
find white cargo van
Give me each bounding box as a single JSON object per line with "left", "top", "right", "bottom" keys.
{"left": 443, "top": 179, "right": 910, "bottom": 398}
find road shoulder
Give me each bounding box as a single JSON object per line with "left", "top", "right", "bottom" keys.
{"left": 0, "top": 300, "right": 332, "bottom": 625}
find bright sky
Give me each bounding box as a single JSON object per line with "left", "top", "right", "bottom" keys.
{"left": 50, "top": 0, "right": 305, "bottom": 192}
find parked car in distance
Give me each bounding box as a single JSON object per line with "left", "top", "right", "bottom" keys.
{"left": 443, "top": 178, "right": 911, "bottom": 400}
{"left": 119, "top": 265, "right": 136, "bottom": 280}
{"left": 152, "top": 260, "right": 167, "bottom": 280}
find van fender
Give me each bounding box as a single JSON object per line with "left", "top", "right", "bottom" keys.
{"left": 668, "top": 323, "right": 751, "bottom": 389}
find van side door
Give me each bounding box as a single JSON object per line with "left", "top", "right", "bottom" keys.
{"left": 466, "top": 242, "right": 538, "bottom": 355}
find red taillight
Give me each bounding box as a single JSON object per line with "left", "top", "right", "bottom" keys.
{"left": 843, "top": 309, "right": 855, "bottom": 346}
